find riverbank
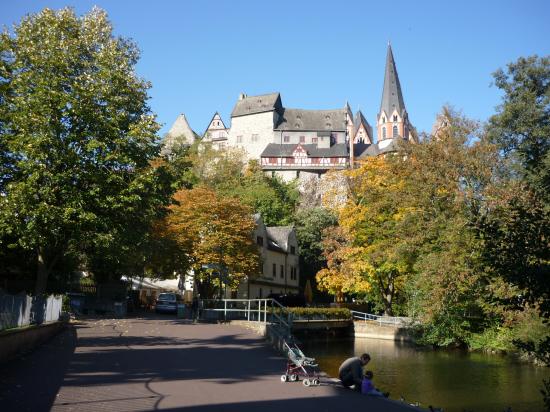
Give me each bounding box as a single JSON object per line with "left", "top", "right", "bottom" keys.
{"left": 300, "top": 335, "right": 547, "bottom": 412}
{"left": 0, "top": 315, "right": 420, "bottom": 411}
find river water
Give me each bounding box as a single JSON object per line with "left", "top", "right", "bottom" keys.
{"left": 300, "top": 337, "right": 548, "bottom": 412}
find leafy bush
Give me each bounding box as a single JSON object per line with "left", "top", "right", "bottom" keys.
{"left": 467, "top": 326, "right": 515, "bottom": 352}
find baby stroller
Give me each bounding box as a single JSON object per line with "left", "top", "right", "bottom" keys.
{"left": 280, "top": 339, "right": 320, "bottom": 387}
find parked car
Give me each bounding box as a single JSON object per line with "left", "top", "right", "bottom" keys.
{"left": 155, "top": 292, "right": 184, "bottom": 314}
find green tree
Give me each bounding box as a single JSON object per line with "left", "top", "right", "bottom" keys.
{"left": 486, "top": 55, "right": 550, "bottom": 314}
{"left": 225, "top": 161, "right": 299, "bottom": 226}
{"left": 0, "top": 8, "right": 171, "bottom": 294}
{"left": 488, "top": 55, "right": 550, "bottom": 208}
{"left": 294, "top": 207, "right": 337, "bottom": 292}
{"left": 484, "top": 56, "right": 550, "bottom": 372}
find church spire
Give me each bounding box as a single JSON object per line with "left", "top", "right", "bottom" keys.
{"left": 376, "top": 44, "right": 415, "bottom": 143}
{"left": 380, "top": 44, "right": 406, "bottom": 118}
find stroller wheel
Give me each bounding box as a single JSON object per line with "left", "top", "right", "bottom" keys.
{"left": 281, "top": 374, "right": 288, "bottom": 382}
{"left": 290, "top": 374, "right": 298, "bottom": 382}
{"left": 303, "top": 379, "right": 311, "bottom": 387}
{"left": 313, "top": 378, "right": 320, "bottom": 386}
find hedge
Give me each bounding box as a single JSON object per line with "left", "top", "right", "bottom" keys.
{"left": 281, "top": 307, "right": 351, "bottom": 320}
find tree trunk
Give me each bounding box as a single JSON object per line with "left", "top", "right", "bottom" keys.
{"left": 35, "top": 246, "right": 49, "bottom": 296}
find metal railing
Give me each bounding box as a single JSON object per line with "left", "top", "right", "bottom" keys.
{"left": 350, "top": 310, "right": 410, "bottom": 327}
{"left": 199, "top": 298, "right": 292, "bottom": 333}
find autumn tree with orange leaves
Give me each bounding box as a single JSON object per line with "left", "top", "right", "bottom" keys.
{"left": 162, "top": 187, "right": 260, "bottom": 299}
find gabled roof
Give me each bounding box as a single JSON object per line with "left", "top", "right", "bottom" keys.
{"left": 275, "top": 108, "right": 347, "bottom": 131}
{"left": 203, "top": 112, "right": 227, "bottom": 136}
{"left": 231, "top": 92, "right": 283, "bottom": 117}
{"left": 161, "top": 113, "right": 198, "bottom": 156}
{"left": 261, "top": 143, "right": 349, "bottom": 158}
{"left": 266, "top": 226, "right": 293, "bottom": 253}
{"left": 353, "top": 110, "right": 371, "bottom": 137}
{"left": 379, "top": 44, "right": 406, "bottom": 118}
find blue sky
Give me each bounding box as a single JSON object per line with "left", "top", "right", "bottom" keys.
{"left": 2, "top": 0, "right": 549, "bottom": 139}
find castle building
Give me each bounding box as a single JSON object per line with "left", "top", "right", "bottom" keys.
{"left": 163, "top": 44, "right": 415, "bottom": 173}
{"left": 160, "top": 113, "right": 198, "bottom": 157}
{"left": 202, "top": 112, "right": 229, "bottom": 150}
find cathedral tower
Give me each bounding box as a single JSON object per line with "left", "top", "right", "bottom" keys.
{"left": 376, "top": 44, "right": 415, "bottom": 143}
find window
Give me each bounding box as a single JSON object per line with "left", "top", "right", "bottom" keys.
{"left": 251, "top": 134, "right": 259, "bottom": 143}
{"left": 257, "top": 236, "right": 263, "bottom": 246}
{"left": 286, "top": 157, "right": 295, "bottom": 164}
{"left": 330, "top": 157, "right": 338, "bottom": 164}
{"left": 382, "top": 127, "right": 386, "bottom": 139}
{"left": 269, "top": 157, "right": 277, "bottom": 164}
{"left": 312, "top": 157, "right": 320, "bottom": 164}
{"left": 312, "top": 137, "right": 318, "bottom": 143}
{"left": 383, "top": 117, "right": 386, "bottom": 123}
{"left": 283, "top": 135, "right": 290, "bottom": 143}
{"left": 237, "top": 135, "right": 243, "bottom": 143}
{"left": 393, "top": 115, "right": 397, "bottom": 122}
{"left": 217, "top": 121, "right": 220, "bottom": 126}
{"left": 272, "top": 263, "right": 276, "bottom": 277}
{"left": 393, "top": 125, "right": 398, "bottom": 137}
{"left": 299, "top": 136, "right": 305, "bottom": 143}
{"left": 290, "top": 245, "right": 296, "bottom": 255}
{"left": 280, "top": 265, "right": 284, "bottom": 278}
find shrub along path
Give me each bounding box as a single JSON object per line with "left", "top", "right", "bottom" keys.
{"left": 0, "top": 314, "right": 419, "bottom": 411}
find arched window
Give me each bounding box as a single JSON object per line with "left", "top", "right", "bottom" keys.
{"left": 393, "top": 125, "right": 398, "bottom": 137}
{"left": 382, "top": 127, "right": 386, "bottom": 139}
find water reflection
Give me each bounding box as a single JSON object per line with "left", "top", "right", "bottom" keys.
{"left": 300, "top": 337, "right": 548, "bottom": 412}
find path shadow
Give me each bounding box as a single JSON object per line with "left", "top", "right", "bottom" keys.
{"left": 0, "top": 325, "right": 77, "bottom": 411}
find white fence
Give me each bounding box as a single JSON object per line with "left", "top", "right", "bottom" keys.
{"left": 200, "top": 298, "right": 293, "bottom": 332}
{"left": 0, "top": 291, "right": 63, "bottom": 331}
{"left": 350, "top": 310, "right": 410, "bottom": 327}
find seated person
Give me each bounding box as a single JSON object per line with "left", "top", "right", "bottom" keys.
{"left": 338, "top": 353, "right": 370, "bottom": 391}
{"left": 361, "top": 370, "right": 388, "bottom": 397}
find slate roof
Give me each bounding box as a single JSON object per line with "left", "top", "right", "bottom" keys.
{"left": 266, "top": 226, "right": 293, "bottom": 253}
{"left": 379, "top": 44, "right": 406, "bottom": 118}
{"left": 231, "top": 93, "right": 283, "bottom": 117}
{"left": 353, "top": 110, "right": 371, "bottom": 137}
{"left": 261, "top": 143, "right": 349, "bottom": 158}
{"left": 355, "top": 139, "right": 402, "bottom": 158}
{"left": 275, "top": 108, "right": 347, "bottom": 131}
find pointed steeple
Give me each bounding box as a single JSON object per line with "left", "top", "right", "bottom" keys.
{"left": 376, "top": 44, "right": 415, "bottom": 143}
{"left": 380, "top": 44, "right": 406, "bottom": 118}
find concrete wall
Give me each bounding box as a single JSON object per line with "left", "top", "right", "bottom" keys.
{"left": 0, "top": 321, "right": 66, "bottom": 364}
{"left": 353, "top": 321, "right": 413, "bottom": 343}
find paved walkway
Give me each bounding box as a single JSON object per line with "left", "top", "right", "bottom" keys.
{"left": 0, "top": 315, "right": 419, "bottom": 411}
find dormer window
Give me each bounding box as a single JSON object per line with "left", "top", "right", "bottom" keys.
{"left": 383, "top": 117, "right": 386, "bottom": 123}
{"left": 393, "top": 115, "right": 397, "bottom": 121}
